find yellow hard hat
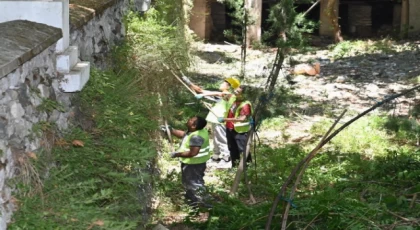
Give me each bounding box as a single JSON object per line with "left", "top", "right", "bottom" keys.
{"left": 225, "top": 77, "right": 240, "bottom": 89}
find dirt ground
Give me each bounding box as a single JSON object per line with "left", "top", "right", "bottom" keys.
{"left": 189, "top": 40, "right": 420, "bottom": 145}
{"left": 154, "top": 39, "right": 420, "bottom": 229}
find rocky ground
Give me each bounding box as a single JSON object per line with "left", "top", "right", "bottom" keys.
{"left": 189, "top": 39, "right": 420, "bottom": 146}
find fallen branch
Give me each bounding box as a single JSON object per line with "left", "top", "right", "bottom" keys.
{"left": 280, "top": 110, "right": 347, "bottom": 230}
{"left": 385, "top": 210, "right": 418, "bottom": 224}
{"left": 265, "top": 84, "right": 420, "bottom": 230}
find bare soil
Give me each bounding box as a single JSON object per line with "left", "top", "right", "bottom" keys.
{"left": 190, "top": 40, "right": 420, "bottom": 145}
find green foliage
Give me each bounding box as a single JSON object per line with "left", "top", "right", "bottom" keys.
{"left": 263, "top": 1, "right": 315, "bottom": 50}
{"left": 120, "top": 6, "right": 191, "bottom": 74}
{"left": 81, "top": 69, "right": 161, "bottom": 137}
{"left": 222, "top": 0, "right": 247, "bottom": 43}
{"left": 36, "top": 98, "right": 65, "bottom": 113}
{"left": 256, "top": 86, "right": 302, "bottom": 121}
{"left": 259, "top": 116, "right": 288, "bottom": 131}
{"left": 11, "top": 66, "right": 158, "bottom": 229}
{"left": 329, "top": 39, "right": 399, "bottom": 59}
{"left": 180, "top": 144, "right": 420, "bottom": 229}
{"left": 310, "top": 116, "right": 398, "bottom": 157}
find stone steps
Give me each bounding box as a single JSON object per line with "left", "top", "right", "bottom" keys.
{"left": 57, "top": 45, "right": 90, "bottom": 92}
{"left": 59, "top": 62, "right": 90, "bottom": 92}
{"left": 56, "top": 46, "right": 78, "bottom": 73}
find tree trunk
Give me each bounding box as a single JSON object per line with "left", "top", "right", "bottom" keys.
{"left": 245, "top": 0, "right": 262, "bottom": 46}
{"left": 326, "top": 0, "right": 343, "bottom": 43}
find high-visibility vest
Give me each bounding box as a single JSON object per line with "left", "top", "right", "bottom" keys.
{"left": 206, "top": 99, "right": 228, "bottom": 123}
{"left": 206, "top": 95, "right": 236, "bottom": 124}
{"left": 178, "top": 129, "right": 210, "bottom": 164}
{"left": 233, "top": 101, "right": 253, "bottom": 133}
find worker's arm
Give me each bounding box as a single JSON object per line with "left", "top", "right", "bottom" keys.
{"left": 200, "top": 91, "right": 232, "bottom": 97}
{"left": 223, "top": 114, "right": 248, "bottom": 123}
{"left": 170, "top": 129, "right": 185, "bottom": 138}
{"left": 173, "top": 146, "right": 201, "bottom": 158}
{"left": 171, "top": 135, "right": 204, "bottom": 158}
{"left": 220, "top": 104, "right": 251, "bottom": 123}
{"left": 190, "top": 84, "right": 204, "bottom": 93}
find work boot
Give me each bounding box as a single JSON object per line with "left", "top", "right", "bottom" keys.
{"left": 216, "top": 160, "right": 231, "bottom": 169}
{"left": 210, "top": 155, "right": 221, "bottom": 162}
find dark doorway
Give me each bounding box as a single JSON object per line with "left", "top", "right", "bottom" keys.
{"left": 371, "top": 2, "right": 394, "bottom": 35}
{"left": 339, "top": 3, "right": 349, "bottom": 35}
{"left": 210, "top": 1, "right": 227, "bottom": 42}
{"left": 340, "top": 0, "right": 399, "bottom": 38}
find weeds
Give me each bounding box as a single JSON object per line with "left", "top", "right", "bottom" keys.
{"left": 329, "top": 39, "right": 397, "bottom": 59}
{"left": 11, "top": 67, "right": 159, "bottom": 229}
{"left": 12, "top": 3, "right": 195, "bottom": 228}
{"left": 310, "top": 116, "right": 399, "bottom": 157}
{"left": 36, "top": 98, "right": 65, "bottom": 113}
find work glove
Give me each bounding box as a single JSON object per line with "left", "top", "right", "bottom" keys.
{"left": 195, "top": 94, "right": 204, "bottom": 99}
{"left": 159, "top": 125, "right": 172, "bottom": 133}
{"left": 169, "top": 152, "right": 178, "bottom": 158}
{"left": 217, "top": 117, "right": 225, "bottom": 123}
{"left": 182, "top": 76, "right": 192, "bottom": 86}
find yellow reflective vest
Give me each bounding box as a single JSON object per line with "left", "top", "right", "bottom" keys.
{"left": 177, "top": 129, "right": 210, "bottom": 164}
{"left": 206, "top": 95, "right": 236, "bottom": 124}
{"left": 233, "top": 101, "right": 253, "bottom": 133}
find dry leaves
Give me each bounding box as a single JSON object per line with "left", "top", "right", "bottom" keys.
{"left": 72, "top": 140, "right": 84, "bottom": 147}
{"left": 87, "top": 220, "right": 104, "bottom": 230}
{"left": 26, "top": 152, "right": 37, "bottom": 160}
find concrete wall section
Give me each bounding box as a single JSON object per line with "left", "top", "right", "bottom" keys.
{"left": 409, "top": 0, "right": 420, "bottom": 35}
{"left": 0, "top": 0, "right": 69, "bottom": 52}
{"left": 189, "top": 0, "right": 211, "bottom": 40}
{"left": 133, "top": 0, "right": 151, "bottom": 12}
{"left": 0, "top": 20, "right": 62, "bottom": 78}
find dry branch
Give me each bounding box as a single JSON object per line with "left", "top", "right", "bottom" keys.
{"left": 265, "top": 84, "right": 420, "bottom": 230}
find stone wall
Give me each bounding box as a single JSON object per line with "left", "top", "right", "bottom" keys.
{"left": 0, "top": 0, "right": 148, "bottom": 227}
{"left": 69, "top": 0, "right": 130, "bottom": 68}
{"left": 0, "top": 20, "right": 64, "bottom": 229}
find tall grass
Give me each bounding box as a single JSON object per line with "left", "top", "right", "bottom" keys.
{"left": 11, "top": 2, "right": 193, "bottom": 228}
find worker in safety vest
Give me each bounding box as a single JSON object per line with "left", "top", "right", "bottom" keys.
{"left": 182, "top": 76, "right": 240, "bottom": 168}
{"left": 217, "top": 85, "right": 253, "bottom": 167}
{"left": 164, "top": 116, "right": 211, "bottom": 208}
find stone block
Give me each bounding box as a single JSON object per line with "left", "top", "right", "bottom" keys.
{"left": 10, "top": 102, "right": 24, "bottom": 119}
{"left": 59, "top": 62, "right": 90, "bottom": 92}
{"left": 56, "top": 46, "right": 78, "bottom": 73}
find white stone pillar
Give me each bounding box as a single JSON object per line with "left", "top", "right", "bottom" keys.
{"left": 0, "top": 0, "right": 69, "bottom": 52}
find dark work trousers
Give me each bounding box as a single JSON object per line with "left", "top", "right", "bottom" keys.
{"left": 226, "top": 128, "right": 251, "bottom": 167}
{"left": 181, "top": 162, "right": 207, "bottom": 207}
